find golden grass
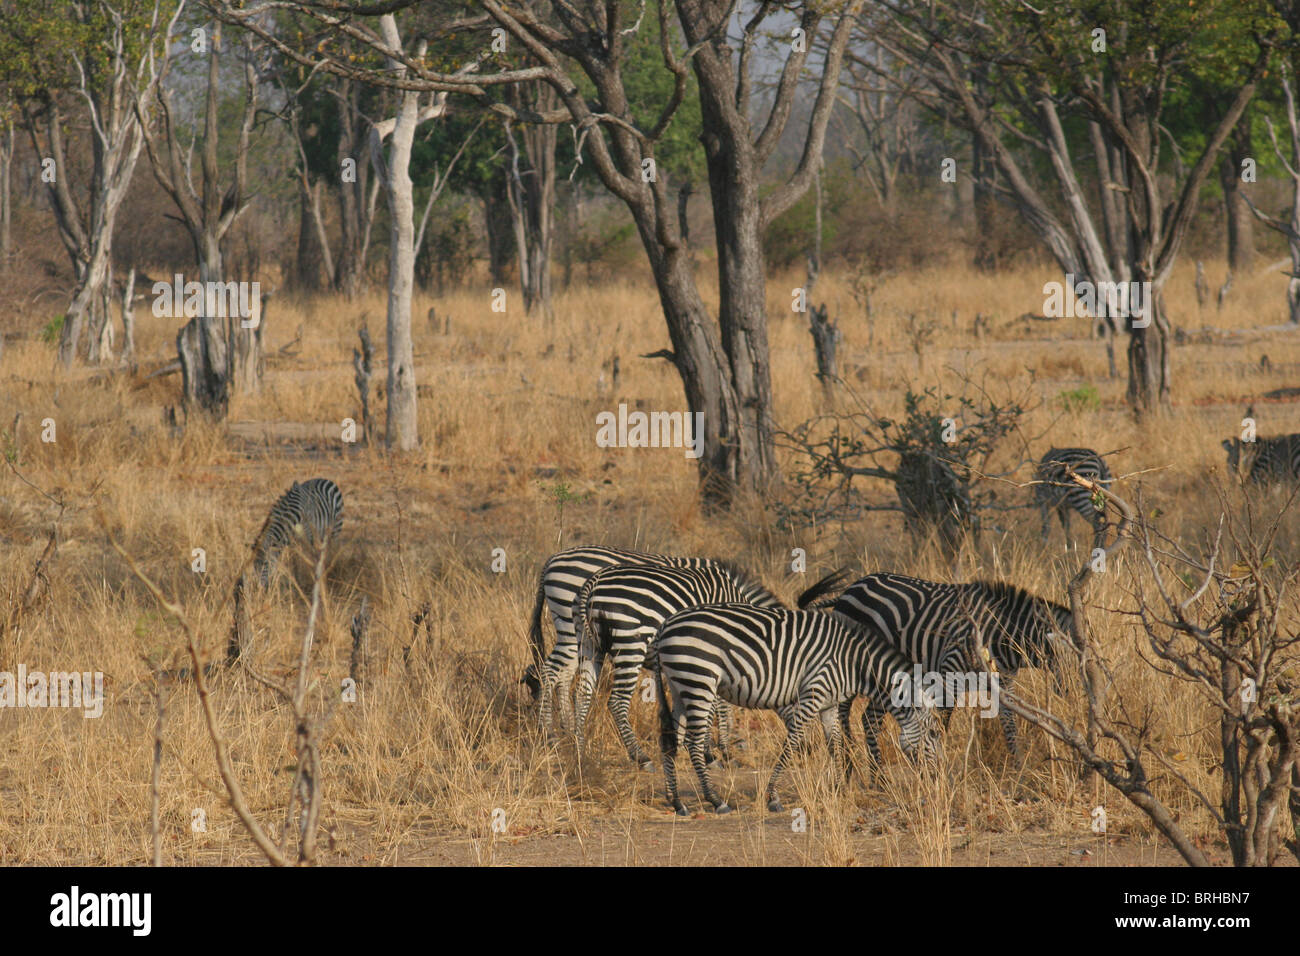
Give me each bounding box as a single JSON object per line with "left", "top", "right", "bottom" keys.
{"left": 0, "top": 255, "right": 1297, "bottom": 865}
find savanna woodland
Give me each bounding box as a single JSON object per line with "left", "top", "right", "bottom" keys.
{"left": 0, "top": 0, "right": 1298, "bottom": 873}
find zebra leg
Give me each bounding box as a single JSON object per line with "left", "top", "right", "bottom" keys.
{"left": 836, "top": 699, "right": 859, "bottom": 784}
{"left": 539, "top": 632, "right": 578, "bottom": 737}
{"left": 860, "top": 704, "right": 887, "bottom": 782}
{"left": 1038, "top": 498, "right": 1052, "bottom": 543}
{"left": 713, "top": 700, "right": 742, "bottom": 761}
{"left": 660, "top": 691, "right": 689, "bottom": 816}
{"left": 998, "top": 675, "right": 1020, "bottom": 757}
{"left": 819, "top": 707, "right": 851, "bottom": 785}
{"left": 607, "top": 647, "right": 654, "bottom": 769}
{"left": 574, "top": 650, "right": 604, "bottom": 753}
{"left": 687, "top": 717, "right": 730, "bottom": 813}
{"left": 766, "top": 706, "right": 815, "bottom": 812}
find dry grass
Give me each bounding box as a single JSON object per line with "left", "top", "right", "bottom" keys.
{"left": 1, "top": 256, "right": 1297, "bottom": 866}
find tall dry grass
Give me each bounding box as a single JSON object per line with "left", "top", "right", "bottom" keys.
{"left": 0, "top": 256, "right": 1297, "bottom": 865}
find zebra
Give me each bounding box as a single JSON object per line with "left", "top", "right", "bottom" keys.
{"left": 831, "top": 572, "right": 1072, "bottom": 760}
{"left": 524, "top": 546, "right": 710, "bottom": 738}
{"left": 1035, "top": 447, "right": 1111, "bottom": 547}
{"left": 252, "top": 478, "right": 344, "bottom": 586}
{"left": 571, "top": 563, "right": 848, "bottom": 768}
{"left": 1222, "top": 434, "right": 1300, "bottom": 485}
{"left": 654, "top": 604, "right": 941, "bottom": 815}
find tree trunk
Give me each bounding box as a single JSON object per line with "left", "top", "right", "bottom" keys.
{"left": 972, "top": 130, "right": 997, "bottom": 272}
{"left": 120, "top": 266, "right": 136, "bottom": 369}
{"left": 178, "top": 235, "right": 231, "bottom": 415}
{"left": 699, "top": 119, "right": 778, "bottom": 493}
{"left": 295, "top": 174, "right": 324, "bottom": 292}
{"left": 1220, "top": 114, "right": 1255, "bottom": 274}
{"left": 334, "top": 81, "right": 370, "bottom": 300}
{"left": 483, "top": 173, "right": 515, "bottom": 288}
{"left": 637, "top": 227, "right": 743, "bottom": 503}
{"left": 0, "top": 117, "right": 11, "bottom": 274}
{"left": 1126, "top": 282, "right": 1172, "bottom": 414}
{"left": 372, "top": 17, "right": 421, "bottom": 452}
{"left": 1289, "top": 239, "right": 1300, "bottom": 324}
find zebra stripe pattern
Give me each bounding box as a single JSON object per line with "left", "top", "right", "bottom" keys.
{"left": 252, "top": 478, "right": 344, "bottom": 586}
{"left": 654, "top": 604, "right": 940, "bottom": 815}
{"left": 571, "top": 564, "right": 846, "bottom": 768}
{"left": 832, "top": 572, "right": 1072, "bottom": 758}
{"left": 1035, "top": 447, "right": 1111, "bottom": 547}
{"left": 1222, "top": 434, "right": 1300, "bottom": 485}
{"left": 525, "top": 546, "right": 707, "bottom": 737}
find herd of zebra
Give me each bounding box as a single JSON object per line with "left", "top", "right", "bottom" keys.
{"left": 241, "top": 432, "right": 1295, "bottom": 816}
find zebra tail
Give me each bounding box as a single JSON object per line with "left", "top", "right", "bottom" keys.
{"left": 795, "top": 566, "right": 853, "bottom": 609}
{"left": 522, "top": 578, "right": 546, "bottom": 699}
{"left": 655, "top": 652, "right": 675, "bottom": 758}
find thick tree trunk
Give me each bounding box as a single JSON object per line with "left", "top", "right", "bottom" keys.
{"left": 178, "top": 236, "right": 231, "bottom": 415}
{"left": 699, "top": 121, "right": 777, "bottom": 493}
{"left": 636, "top": 225, "right": 743, "bottom": 503}
{"left": 1126, "top": 282, "right": 1172, "bottom": 413}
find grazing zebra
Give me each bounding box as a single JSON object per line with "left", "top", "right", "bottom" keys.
{"left": 831, "top": 572, "right": 1072, "bottom": 759}
{"left": 1222, "top": 434, "right": 1300, "bottom": 485}
{"left": 1035, "top": 447, "right": 1111, "bottom": 547}
{"left": 524, "top": 546, "right": 709, "bottom": 737}
{"left": 252, "top": 478, "right": 344, "bottom": 586}
{"left": 654, "top": 604, "right": 941, "bottom": 815}
{"left": 571, "top": 564, "right": 848, "bottom": 768}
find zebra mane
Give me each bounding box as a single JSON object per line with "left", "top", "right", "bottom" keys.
{"left": 708, "top": 558, "right": 781, "bottom": 604}
{"left": 970, "top": 579, "right": 1070, "bottom": 619}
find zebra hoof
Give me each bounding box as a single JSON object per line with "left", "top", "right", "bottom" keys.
{"left": 767, "top": 799, "right": 784, "bottom": 813}
{"left": 639, "top": 760, "right": 655, "bottom": 772}
{"left": 673, "top": 803, "right": 689, "bottom": 817}
{"left": 714, "top": 803, "right": 732, "bottom": 815}
{"left": 732, "top": 738, "right": 748, "bottom": 752}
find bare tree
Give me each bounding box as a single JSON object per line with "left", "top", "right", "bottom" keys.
{"left": 136, "top": 13, "right": 261, "bottom": 414}
{"left": 366, "top": 14, "right": 480, "bottom": 451}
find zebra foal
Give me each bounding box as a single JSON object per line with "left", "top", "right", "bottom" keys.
{"left": 571, "top": 564, "right": 847, "bottom": 768}
{"left": 1035, "top": 447, "right": 1111, "bottom": 548}
{"left": 831, "top": 572, "right": 1072, "bottom": 760}
{"left": 654, "top": 604, "right": 940, "bottom": 815}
